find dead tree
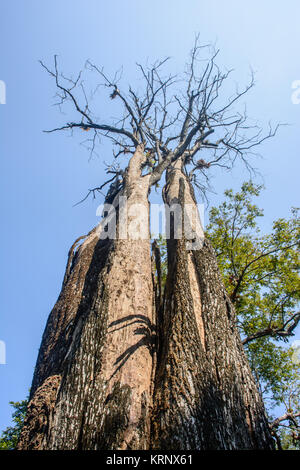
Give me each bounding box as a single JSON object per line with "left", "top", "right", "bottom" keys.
{"left": 18, "top": 38, "right": 278, "bottom": 449}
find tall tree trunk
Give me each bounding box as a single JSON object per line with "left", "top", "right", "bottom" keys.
{"left": 18, "top": 152, "right": 275, "bottom": 450}
{"left": 18, "top": 146, "right": 156, "bottom": 450}
{"left": 151, "top": 160, "right": 274, "bottom": 450}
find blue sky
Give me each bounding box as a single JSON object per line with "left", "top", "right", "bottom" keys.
{"left": 0, "top": 0, "right": 299, "bottom": 431}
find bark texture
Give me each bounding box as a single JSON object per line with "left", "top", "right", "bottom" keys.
{"left": 151, "top": 160, "right": 275, "bottom": 450}
{"left": 18, "top": 147, "right": 155, "bottom": 450}
{"left": 18, "top": 154, "right": 275, "bottom": 450}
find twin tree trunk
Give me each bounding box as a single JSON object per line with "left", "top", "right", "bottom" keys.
{"left": 18, "top": 150, "right": 274, "bottom": 450}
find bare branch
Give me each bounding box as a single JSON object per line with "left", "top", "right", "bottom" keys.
{"left": 242, "top": 311, "right": 300, "bottom": 345}
{"left": 270, "top": 412, "right": 300, "bottom": 429}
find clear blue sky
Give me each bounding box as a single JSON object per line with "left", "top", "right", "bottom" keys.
{"left": 0, "top": 0, "right": 299, "bottom": 431}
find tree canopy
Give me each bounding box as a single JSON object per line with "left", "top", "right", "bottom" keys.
{"left": 40, "top": 37, "right": 278, "bottom": 206}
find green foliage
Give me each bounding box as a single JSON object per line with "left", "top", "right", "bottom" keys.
{"left": 207, "top": 183, "right": 299, "bottom": 327}
{"left": 279, "top": 427, "right": 300, "bottom": 450}
{"left": 0, "top": 399, "right": 28, "bottom": 450}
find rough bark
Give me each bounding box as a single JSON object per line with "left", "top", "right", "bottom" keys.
{"left": 151, "top": 160, "right": 275, "bottom": 450}
{"left": 18, "top": 152, "right": 275, "bottom": 450}
{"left": 18, "top": 146, "right": 155, "bottom": 450}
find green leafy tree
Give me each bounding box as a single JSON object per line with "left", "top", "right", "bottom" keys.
{"left": 206, "top": 182, "right": 300, "bottom": 448}
{"left": 0, "top": 399, "right": 28, "bottom": 450}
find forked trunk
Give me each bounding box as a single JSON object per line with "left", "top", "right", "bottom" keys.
{"left": 151, "top": 160, "right": 274, "bottom": 450}
{"left": 18, "top": 153, "right": 274, "bottom": 450}
{"left": 18, "top": 147, "right": 155, "bottom": 450}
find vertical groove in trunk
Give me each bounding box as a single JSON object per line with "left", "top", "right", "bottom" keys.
{"left": 18, "top": 147, "right": 155, "bottom": 450}
{"left": 151, "top": 163, "right": 274, "bottom": 450}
